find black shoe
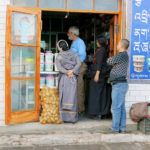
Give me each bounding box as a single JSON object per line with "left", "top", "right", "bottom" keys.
{"left": 78, "top": 112, "right": 85, "bottom": 118}
{"left": 94, "top": 115, "right": 101, "bottom": 120}
{"left": 88, "top": 115, "right": 101, "bottom": 120}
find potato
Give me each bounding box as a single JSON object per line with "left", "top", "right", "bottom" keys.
{"left": 40, "top": 87, "right": 62, "bottom": 124}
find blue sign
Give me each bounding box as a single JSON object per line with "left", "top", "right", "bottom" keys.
{"left": 130, "top": 0, "right": 150, "bottom": 80}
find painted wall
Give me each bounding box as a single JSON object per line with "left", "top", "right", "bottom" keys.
{"left": 0, "top": 0, "right": 10, "bottom": 126}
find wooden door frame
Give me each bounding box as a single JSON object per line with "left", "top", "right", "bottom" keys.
{"left": 5, "top": 5, "right": 41, "bottom": 125}
{"left": 109, "top": 0, "right": 122, "bottom": 56}
{"left": 109, "top": 14, "right": 120, "bottom": 56}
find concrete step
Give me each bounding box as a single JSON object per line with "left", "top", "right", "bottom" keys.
{"left": 0, "top": 143, "right": 150, "bottom": 150}
{"left": 1, "top": 132, "right": 150, "bottom": 145}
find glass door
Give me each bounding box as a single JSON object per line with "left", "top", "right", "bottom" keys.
{"left": 5, "top": 6, "right": 41, "bottom": 124}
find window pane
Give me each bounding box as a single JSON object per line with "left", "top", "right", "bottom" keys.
{"left": 11, "top": 47, "right": 36, "bottom": 78}
{"left": 68, "top": 0, "right": 93, "bottom": 10}
{"left": 12, "top": 12, "right": 37, "bottom": 45}
{"left": 95, "top": 0, "right": 119, "bottom": 12}
{"left": 12, "top": 0, "right": 37, "bottom": 7}
{"left": 11, "top": 80, "right": 35, "bottom": 111}
{"left": 39, "top": 0, "right": 65, "bottom": 9}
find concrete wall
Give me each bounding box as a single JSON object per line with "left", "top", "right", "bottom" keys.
{"left": 0, "top": 0, "right": 10, "bottom": 126}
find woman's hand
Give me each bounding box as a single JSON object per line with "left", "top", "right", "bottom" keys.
{"left": 67, "top": 70, "right": 74, "bottom": 78}
{"left": 94, "top": 71, "right": 100, "bottom": 83}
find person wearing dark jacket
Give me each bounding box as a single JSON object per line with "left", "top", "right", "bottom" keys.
{"left": 88, "top": 36, "right": 109, "bottom": 119}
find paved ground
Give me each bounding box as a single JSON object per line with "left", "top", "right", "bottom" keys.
{"left": 0, "top": 118, "right": 150, "bottom": 148}
{"left": 0, "top": 143, "right": 150, "bottom": 150}
{"left": 0, "top": 118, "right": 137, "bottom": 135}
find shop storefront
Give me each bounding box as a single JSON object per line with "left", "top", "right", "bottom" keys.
{"left": 0, "top": 0, "right": 149, "bottom": 126}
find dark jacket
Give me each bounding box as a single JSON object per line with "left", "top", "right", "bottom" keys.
{"left": 91, "top": 47, "right": 108, "bottom": 73}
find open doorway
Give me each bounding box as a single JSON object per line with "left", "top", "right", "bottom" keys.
{"left": 41, "top": 11, "right": 116, "bottom": 53}
{"left": 40, "top": 11, "right": 118, "bottom": 120}
{"left": 5, "top": 5, "right": 120, "bottom": 125}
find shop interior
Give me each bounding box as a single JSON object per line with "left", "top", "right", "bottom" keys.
{"left": 40, "top": 11, "right": 114, "bottom": 119}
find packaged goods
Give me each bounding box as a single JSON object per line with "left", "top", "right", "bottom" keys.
{"left": 45, "top": 52, "right": 53, "bottom": 63}
{"left": 46, "top": 76, "right": 55, "bottom": 88}
{"left": 40, "top": 77, "right": 46, "bottom": 88}
{"left": 45, "top": 62, "right": 53, "bottom": 72}
{"left": 40, "top": 63, "right": 44, "bottom": 72}
{"left": 40, "top": 53, "right": 45, "bottom": 63}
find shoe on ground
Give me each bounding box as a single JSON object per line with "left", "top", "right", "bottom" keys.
{"left": 119, "top": 131, "right": 126, "bottom": 134}
{"left": 109, "top": 129, "right": 119, "bottom": 134}
{"left": 88, "top": 115, "right": 101, "bottom": 120}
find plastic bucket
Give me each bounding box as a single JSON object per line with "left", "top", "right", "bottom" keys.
{"left": 46, "top": 76, "right": 55, "bottom": 88}
{"left": 45, "top": 52, "right": 53, "bottom": 63}
{"left": 40, "top": 77, "right": 46, "bottom": 88}
{"left": 40, "top": 53, "right": 45, "bottom": 63}
{"left": 40, "top": 63, "right": 44, "bottom": 72}
{"left": 45, "top": 63, "right": 53, "bottom": 72}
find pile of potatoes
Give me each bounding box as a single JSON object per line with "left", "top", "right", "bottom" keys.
{"left": 40, "top": 86, "right": 62, "bottom": 124}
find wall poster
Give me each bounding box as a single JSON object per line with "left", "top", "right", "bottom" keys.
{"left": 12, "top": 13, "right": 36, "bottom": 44}
{"left": 130, "top": 0, "right": 150, "bottom": 81}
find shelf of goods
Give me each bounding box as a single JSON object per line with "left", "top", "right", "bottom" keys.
{"left": 40, "top": 71, "right": 59, "bottom": 75}
{"left": 40, "top": 52, "right": 59, "bottom": 89}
